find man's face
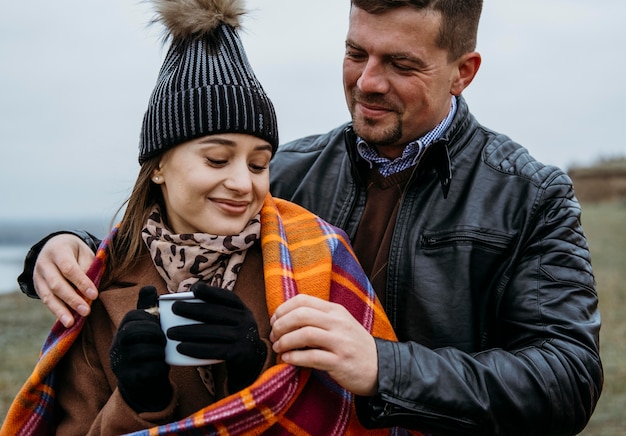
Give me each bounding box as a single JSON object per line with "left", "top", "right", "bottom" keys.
{"left": 343, "top": 6, "right": 462, "bottom": 158}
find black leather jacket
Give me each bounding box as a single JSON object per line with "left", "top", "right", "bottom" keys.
{"left": 269, "top": 96, "right": 602, "bottom": 435}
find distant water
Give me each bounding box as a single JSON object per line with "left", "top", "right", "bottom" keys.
{"left": 0, "top": 218, "right": 111, "bottom": 294}
{"left": 0, "top": 244, "right": 28, "bottom": 294}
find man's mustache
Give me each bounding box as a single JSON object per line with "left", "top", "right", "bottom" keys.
{"left": 351, "top": 90, "right": 398, "bottom": 112}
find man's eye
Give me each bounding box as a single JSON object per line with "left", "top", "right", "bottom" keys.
{"left": 392, "top": 62, "right": 414, "bottom": 72}
{"left": 345, "top": 50, "right": 366, "bottom": 60}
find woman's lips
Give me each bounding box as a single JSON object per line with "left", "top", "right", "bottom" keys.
{"left": 212, "top": 198, "right": 249, "bottom": 214}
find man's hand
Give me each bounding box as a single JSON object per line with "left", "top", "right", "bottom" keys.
{"left": 269, "top": 294, "right": 379, "bottom": 396}
{"left": 34, "top": 234, "right": 97, "bottom": 327}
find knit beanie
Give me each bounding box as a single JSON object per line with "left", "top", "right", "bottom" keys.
{"left": 139, "top": 0, "right": 279, "bottom": 164}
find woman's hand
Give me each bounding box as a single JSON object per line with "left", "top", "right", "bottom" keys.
{"left": 110, "top": 286, "right": 172, "bottom": 412}
{"left": 168, "top": 281, "right": 267, "bottom": 392}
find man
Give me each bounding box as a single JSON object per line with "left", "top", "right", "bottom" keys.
{"left": 19, "top": 1, "right": 602, "bottom": 434}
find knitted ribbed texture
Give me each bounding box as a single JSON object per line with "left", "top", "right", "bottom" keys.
{"left": 139, "top": 23, "right": 278, "bottom": 163}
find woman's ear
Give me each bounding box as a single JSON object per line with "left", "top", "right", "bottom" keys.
{"left": 152, "top": 168, "right": 164, "bottom": 184}
{"left": 450, "top": 51, "right": 481, "bottom": 96}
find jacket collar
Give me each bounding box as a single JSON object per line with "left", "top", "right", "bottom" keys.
{"left": 343, "top": 95, "right": 473, "bottom": 199}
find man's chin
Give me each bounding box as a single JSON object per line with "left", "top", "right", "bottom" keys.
{"left": 352, "top": 118, "right": 380, "bottom": 140}
{"left": 352, "top": 120, "right": 401, "bottom": 148}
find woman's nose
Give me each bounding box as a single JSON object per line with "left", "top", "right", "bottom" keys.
{"left": 223, "top": 163, "right": 253, "bottom": 193}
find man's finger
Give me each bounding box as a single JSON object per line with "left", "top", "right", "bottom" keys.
{"left": 37, "top": 287, "right": 77, "bottom": 328}
{"left": 58, "top": 257, "right": 97, "bottom": 300}
{"left": 270, "top": 294, "right": 335, "bottom": 326}
{"left": 75, "top": 244, "right": 98, "bottom": 299}
{"left": 272, "top": 324, "right": 335, "bottom": 354}
{"left": 280, "top": 347, "right": 335, "bottom": 371}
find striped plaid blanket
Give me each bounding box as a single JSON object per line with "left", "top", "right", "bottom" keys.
{"left": 2, "top": 195, "right": 420, "bottom": 435}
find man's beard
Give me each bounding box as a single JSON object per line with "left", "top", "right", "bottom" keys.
{"left": 350, "top": 90, "right": 403, "bottom": 148}
{"left": 353, "top": 114, "right": 403, "bottom": 148}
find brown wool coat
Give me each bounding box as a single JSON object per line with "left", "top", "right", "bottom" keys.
{"left": 55, "top": 243, "right": 274, "bottom": 436}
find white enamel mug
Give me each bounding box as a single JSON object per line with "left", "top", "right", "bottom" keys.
{"left": 158, "top": 291, "right": 223, "bottom": 366}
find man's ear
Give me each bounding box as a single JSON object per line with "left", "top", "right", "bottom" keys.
{"left": 450, "top": 51, "right": 481, "bottom": 96}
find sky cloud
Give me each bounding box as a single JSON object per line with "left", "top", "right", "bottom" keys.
{"left": 1, "top": 0, "right": 623, "bottom": 221}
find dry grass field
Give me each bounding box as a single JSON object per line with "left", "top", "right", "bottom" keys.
{"left": 578, "top": 202, "right": 626, "bottom": 435}
{"left": 1, "top": 201, "right": 624, "bottom": 434}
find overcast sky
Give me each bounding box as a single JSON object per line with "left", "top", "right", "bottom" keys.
{"left": 1, "top": 1, "right": 624, "bottom": 223}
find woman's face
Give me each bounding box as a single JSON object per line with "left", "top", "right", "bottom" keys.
{"left": 152, "top": 133, "right": 272, "bottom": 236}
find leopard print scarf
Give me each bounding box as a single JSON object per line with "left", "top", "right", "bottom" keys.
{"left": 141, "top": 206, "right": 261, "bottom": 293}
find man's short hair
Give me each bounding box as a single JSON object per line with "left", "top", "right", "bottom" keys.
{"left": 351, "top": 0, "right": 483, "bottom": 61}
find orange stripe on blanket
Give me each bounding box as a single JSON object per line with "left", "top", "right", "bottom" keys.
{"left": 212, "top": 422, "right": 229, "bottom": 435}
{"left": 258, "top": 233, "right": 286, "bottom": 244}
{"left": 239, "top": 388, "right": 259, "bottom": 411}
{"left": 263, "top": 257, "right": 331, "bottom": 284}
{"left": 262, "top": 265, "right": 294, "bottom": 278}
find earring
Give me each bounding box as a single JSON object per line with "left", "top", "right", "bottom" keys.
{"left": 154, "top": 176, "right": 160, "bottom": 182}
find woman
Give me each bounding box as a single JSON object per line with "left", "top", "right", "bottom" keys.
{"left": 2, "top": 0, "right": 413, "bottom": 435}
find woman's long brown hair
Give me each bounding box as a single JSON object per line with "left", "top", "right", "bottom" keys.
{"left": 100, "top": 156, "right": 163, "bottom": 289}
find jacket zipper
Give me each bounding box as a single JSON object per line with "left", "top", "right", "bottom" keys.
{"left": 421, "top": 230, "right": 510, "bottom": 251}
{"left": 382, "top": 401, "right": 479, "bottom": 430}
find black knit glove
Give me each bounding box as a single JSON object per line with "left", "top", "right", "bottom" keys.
{"left": 110, "top": 286, "right": 172, "bottom": 412}
{"left": 167, "top": 281, "right": 267, "bottom": 392}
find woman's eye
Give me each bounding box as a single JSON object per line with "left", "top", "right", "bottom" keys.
{"left": 250, "top": 163, "right": 268, "bottom": 173}
{"left": 206, "top": 158, "right": 227, "bottom": 166}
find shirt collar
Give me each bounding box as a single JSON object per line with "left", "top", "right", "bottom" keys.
{"left": 356, "top": 96, "right": 457, "bottom": 177}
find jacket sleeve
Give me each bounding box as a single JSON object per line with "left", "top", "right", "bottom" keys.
{"left": 18, "top": 230, "right": 101, "bottom": 298}
{"left": 54, "top": 309, "right": 178, "bottom": 435}
{"left": 356, "top": 172, "right": 603, "bottom": 435}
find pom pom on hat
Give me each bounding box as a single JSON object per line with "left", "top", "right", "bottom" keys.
{"left": 139, "top": 0, "right": 279, "bottom": 164}
{"left": 153, "top": 0, "right": 245, "bottom": 41}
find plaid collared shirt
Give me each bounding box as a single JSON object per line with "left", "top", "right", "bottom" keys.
{"left": 356, "top": 96, "right": 457, "bottom": 177}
